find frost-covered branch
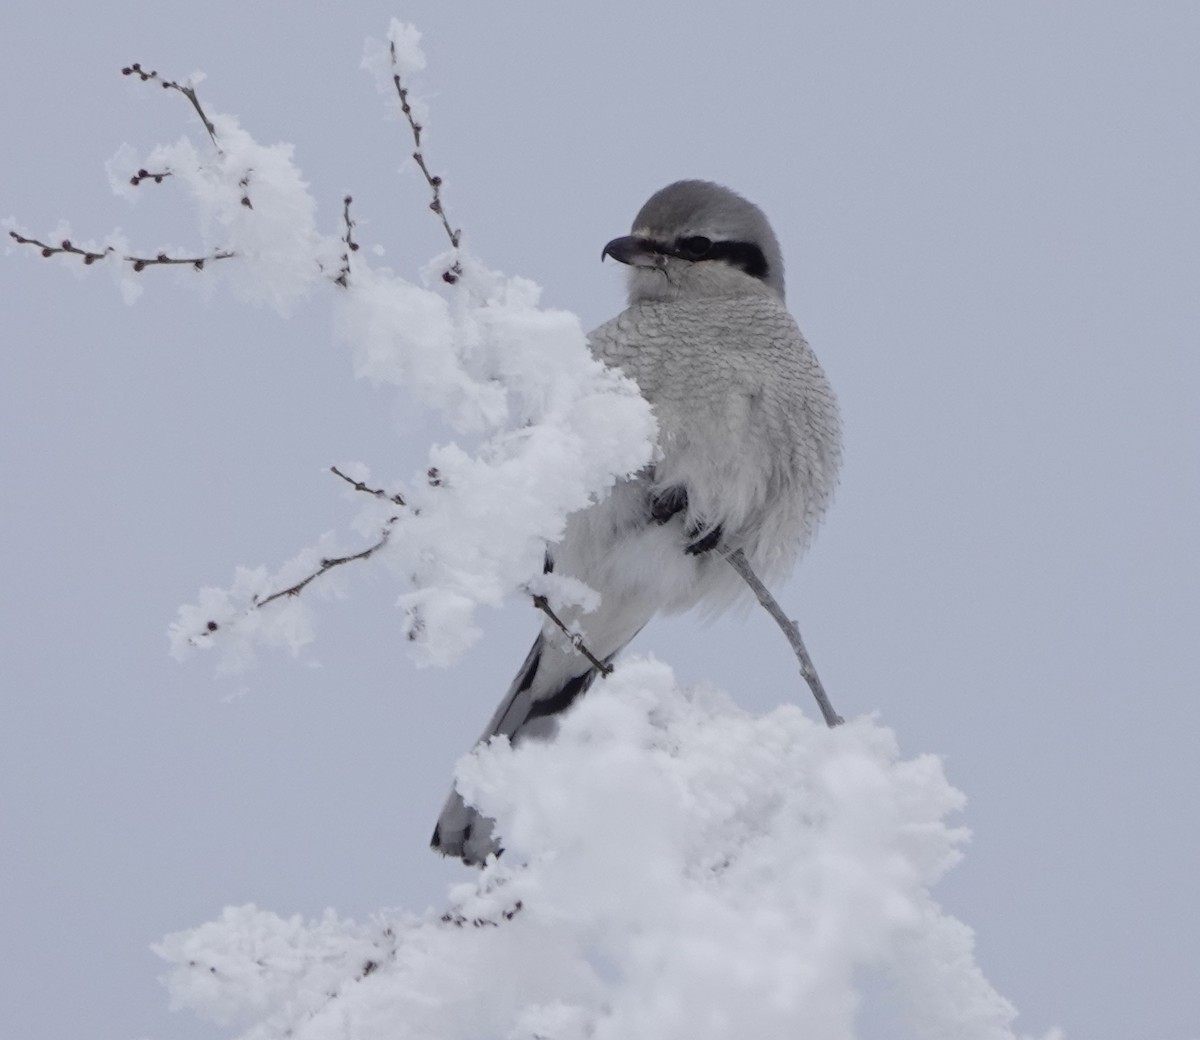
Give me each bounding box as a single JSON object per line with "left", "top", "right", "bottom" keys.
{"left": 329, "top": 464, "right": 404, "bottom": 504}
{"left": 178, "top": 467, "right": 407, "bottom": 644}
{"left": 146, "top": 16, "right": 654, "bottom": 672}
{"left": 439, "top": 900, "right": 524, "bottom": 929}
{"left": 722, "top": 546, "right": 843, "bottom": 727}
{"left": 122, "top": 62, "right": 255, "bottom": 207}
{"left": 529, "top": 594, "right": 614, "bottom": 677}
{"left": 225, "top": 460, "right": 615, "bottom": 675}
{"left": 6, "top": 58, "right": 326, "bottom": 306}
{"left": 7, "top": 229, "right": 234, "bottom": 271}
{"left": 121, "top": 61, "right": 220, "bottom": 147}
{"left": 333, "top": 196, "right": 360, "bottom": 288}
{"left": 253, "top": 527, "right": 395, "bottom": 611}
{"left": 383, "top": 35, "right": 463, "bottom": 284}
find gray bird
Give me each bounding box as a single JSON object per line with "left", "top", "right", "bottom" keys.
{"left": 431, "top": 180, "right": 842, "bottom": 863}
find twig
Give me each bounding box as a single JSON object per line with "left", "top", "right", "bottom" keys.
{"left": 200, "top": 467, "right": 411, "bottom": 637}
{"left": 253, "top": 528, "right": 394, "bottom": 610}
{"left": 387, "top": 41, "right": 463, "bottom": 284}
{"left": 7, "top": 231, "right": 233, "bottom": 271}
{"left": 241, "top": 465, "right": 413, "bottom": 610}
{"left": 329, "top": 464, "right": 405, "bottom": 505}
{"left": 721, "top": 547, "right": 843, "bottom": 728}
{"left": 130, "top": 168, "right": 172, "bottom": 186}
{"left": 8, "top": 232, "right": 107, "bottom": 265}
{"left": 121, "top": 63, "right": 251, "bottom": 208}
{"left": 122, "top": 63, "right": 219, "bottom": 148}
{"left": 14, "top": 65, "right": 251, "bottom": 274}
{"left": 529, "top": 595, "right": 613, "bottom": 677}
{"left": 333, "top": 196, "right": 359, "bottom": 288}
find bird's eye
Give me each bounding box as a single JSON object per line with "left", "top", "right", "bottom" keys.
{"left": 677, "top": 235, "right": 713, "bottom": 259}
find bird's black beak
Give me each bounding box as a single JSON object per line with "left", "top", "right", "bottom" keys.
{"left": 601, "top": 235, "right": 655, "bottom": 266}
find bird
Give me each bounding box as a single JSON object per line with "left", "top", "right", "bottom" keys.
{"left": 431, "top": 179, "right": 842, "bottom": 864}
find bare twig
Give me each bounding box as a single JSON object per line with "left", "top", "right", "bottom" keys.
{"left": 530, "top": 595, "right": 614, "bottom": 677}
{"left": 253, "top": 528, "right": 394, "bottom": 610}
{"left": 721, "top": 547, "right": 843, "bottom": 728}
{"left": 333, "top": 196, "right": 359, "bottom": 289}
{"left": 329, "top": 464, "right": 405, "bottom": 505}
{"left": 387, "top": 41, "right": 463, "bottom": 284}
{"left": 121, "top": 63, "right": 252, "bottom": 208}
{"left": 8, "top": 232, "right": 107, "bottom": 265}
{"left": 12, "top": 66, "right": 247, "bottom": 274}
{"left": 122, "top": 62, "right": 219, "bottom": 148}
{"left": 130, "top": 167, "right": 172, "bottom": 187}
{"left": 220, "top": 466, "right": 411, "bottom": 617}
{"left": 7, "top": 231, "right": 234, "bottom": 271}
{"left": 196, "top": 471, "right": 410, "bottom": 638}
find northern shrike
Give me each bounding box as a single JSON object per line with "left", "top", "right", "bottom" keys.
{"left": 432, "top": 180, "right": 842, "bottom": 863}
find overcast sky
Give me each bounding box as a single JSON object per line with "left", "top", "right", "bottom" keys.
{"left": 2, "top": 3, "right": 1198, "bottom": 1039}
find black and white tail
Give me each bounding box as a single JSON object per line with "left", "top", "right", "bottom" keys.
{"left": 430, "top": 630, "right": 615, "bottom": 864}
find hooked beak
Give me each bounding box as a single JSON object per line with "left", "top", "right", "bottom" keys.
{"left": 601, "top": 235, "right": 660, "bottom": 267}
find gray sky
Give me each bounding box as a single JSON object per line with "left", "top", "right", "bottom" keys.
{"left": 2, "top": 3, "right": 1197, "bottom": 1039}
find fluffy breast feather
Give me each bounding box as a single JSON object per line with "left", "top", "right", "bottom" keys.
{"left": 587, "top": 293, "right": 841, "bottom": 580}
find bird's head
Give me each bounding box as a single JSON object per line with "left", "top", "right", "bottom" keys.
{"left": 602, "top": 180, "right": 786, "bottom": 304}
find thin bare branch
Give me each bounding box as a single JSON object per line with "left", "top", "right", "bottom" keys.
{"left": 530, "top": 595, "right": 614, "bottom": 677}
{"left": 9, "top": 232, "right": 108, "bottom": 265}
{"left": 195, "top": 475, "right": 408, "bottom": 639}
{"left": 122, "top": 63, "right": 219, "bottom": 148}
{"left": 333, "top": 196, "right": 360, "bottom": 289}
{"left": 253, "top": 527, "right": 394, "bottom": 610}
{"left": 130, "top": 168, "right": 172, "bottom": 187}
{"left": 125, "top": 250, "right": 235, "bottom": 271}
{"left": 387, "top": 41, "right": 463, "bottom": 285}
{"left": 329, "top": 464, "right": 405, "bottom": 505}
{"left": 721, "top": 547, "right": 843, "bottom": 728}
{"left": 7, "top": 231, "right": 234, "bottom": 271}
{"left": 121, "top": 63, "right": 254, "bottom": 208}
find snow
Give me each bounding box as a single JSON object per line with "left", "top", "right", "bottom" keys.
{"left": 165, "top": 243, "right": 655, "bottom": 671}
{"left": 157, "top": 658, "right": 1056, "bottom": 1040}
{"left": 135, "top": 116, "right": 334, "bottom": 314}
{"left": 14, "top": 20, "right": 655, "bottom": 675}
{"left": 126, "top": 36, "right": 660, "bottom": 672}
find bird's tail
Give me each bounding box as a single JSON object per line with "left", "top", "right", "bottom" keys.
{"left": 430, "top": 630, "right": 615, "bottom": 864}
